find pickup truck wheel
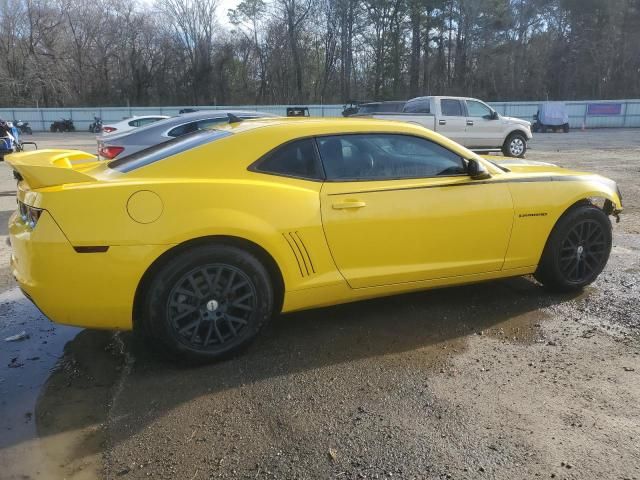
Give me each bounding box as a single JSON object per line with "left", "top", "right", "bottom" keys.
{"left": 534, "top": 204, "right": 612, "bottom": 292}
{"left": 502, "top": 132, "right": 527, "bottom": 158}
{"left": 563, "top": 124, "right": 570, "bottom": 133}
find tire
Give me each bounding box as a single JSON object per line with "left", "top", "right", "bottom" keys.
{"left": 534, "top": 204, "right": 612, "bottom": 293}
{"left": 141, "top": 244, "right": 274, "bottom": 362}
{"left": 563, "top": 124, "right": 570, "bottom": 133}
{"left": 502, "top": 132, "right": 527, "bottom": 158}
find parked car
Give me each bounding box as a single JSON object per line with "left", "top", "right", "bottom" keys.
{"left": 343, "top": 100, "right": 406, "bottom": 116}
{"left": 286, "top": 107, "right": 310, "bottom": 117}
{"left": 14, "top": 120, "right": 32, "bottom": 135}
{"left": 359, "top": 96, "right": 532, "bottom": 158}
{"left": 7, "top": 118, "right": 622, "bottom": 362}
{"left": 50, "top": 118, "right": 75, "bottom": 132}
{"left": 101, "top": 115, "right": 169, "bottom": 135}
{"left": 97, "top": 110, "right": 275, "bottom": 159}
{"left": 533, "top": 102, "right": 570, "bottom": 133}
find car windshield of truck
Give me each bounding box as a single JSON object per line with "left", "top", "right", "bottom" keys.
{"left": 108, "top": 129, "right": 231, "bottom": 172}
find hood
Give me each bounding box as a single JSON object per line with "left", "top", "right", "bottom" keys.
{"left": 482, "top": 155, "right": 581, "bottom": 175}
{"left": 501, "top": 115, "right": 531, "bottom": 129}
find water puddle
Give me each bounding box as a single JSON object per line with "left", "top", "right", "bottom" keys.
{"left": 0, "top": 288, "right": 124, "bottom": 480}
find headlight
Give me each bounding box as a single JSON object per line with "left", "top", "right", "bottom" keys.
{"left": 18, "top": 200, "right": 42, "bottom": 229}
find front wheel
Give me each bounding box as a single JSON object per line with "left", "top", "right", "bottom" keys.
{"left": 141, "top": 244, "right": 274, "bottom": 362}
{"left": 502, "top": 132, "right": 527, "bottom": 158}
{"left": 535, "top": 204, "right": 612, "bottom": 292}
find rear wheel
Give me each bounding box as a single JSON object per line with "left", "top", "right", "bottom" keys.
{"left": 141, "top": 244, "right": 274, "bottom": 362}
{"left": 563, "top": 123, "right": 570, "bottom": 133}
{"left": 535, "top": 204, "right": 612, "bottom": 292}
{"left": 502, "top": 132, "right": 527, "bottom": 158}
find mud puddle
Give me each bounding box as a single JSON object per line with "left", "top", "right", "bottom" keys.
{"left": 0, "top": 288, "right": 125, "bottom": 480}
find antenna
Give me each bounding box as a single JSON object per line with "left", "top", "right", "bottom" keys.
{"left": 227, "top": 113, "right": 243, "bottom": 124}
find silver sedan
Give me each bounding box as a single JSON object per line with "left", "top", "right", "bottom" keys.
{"left": 97, "top": 110, "right": 275, "bottom": 160}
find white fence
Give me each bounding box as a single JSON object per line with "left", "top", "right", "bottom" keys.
{"left": 1, "top": 100, "right": 639, "bottom": 132}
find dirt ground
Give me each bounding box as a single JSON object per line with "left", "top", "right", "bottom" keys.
{"left": 0, "top": 130, "right": 638, "bottom": 480}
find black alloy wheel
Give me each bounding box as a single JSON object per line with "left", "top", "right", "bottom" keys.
{"left": 142, "top": 244, "right": 274, "bottom": 361}
{"left": 535, "top": 204, "right": 612, "bottom": 292}
{"left": 557, "top": 219, "right": 608, "bottom": 283}
{"left": 167, "top": 264, "right": 256, "bottom": 350}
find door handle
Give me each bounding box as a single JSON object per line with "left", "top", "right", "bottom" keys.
{"left": 466, "top": 120, "right": 474, "bottom": 126}
{"left": 439, "top": 119, "right": 447, "bottom": 125}
{"left": 332, "top": 201, "right": 367, "bottom": 210}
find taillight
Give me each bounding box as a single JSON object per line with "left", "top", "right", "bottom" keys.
{"left": 102, "top": 126, "right": 117, "bottom": 133}
{"left": 18, "top": 200, "right": 43, "bottom": 229}
{"left": 99, "top": 146, "right": 125, "bottom": 159}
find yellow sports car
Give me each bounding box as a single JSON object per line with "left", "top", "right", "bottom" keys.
{"left": 7, "top": 118, "right": 622, "bottom": 361}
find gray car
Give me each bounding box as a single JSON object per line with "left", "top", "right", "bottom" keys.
{"left": 97, "top": 110, "right": 275, "bottom": 160}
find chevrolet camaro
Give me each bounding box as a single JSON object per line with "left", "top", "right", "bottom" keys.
{"left": 7, "top": 118, "right": 622, "bottom": 361}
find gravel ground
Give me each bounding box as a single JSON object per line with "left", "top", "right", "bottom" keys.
{"left": 0, "top": 130, "right": 638, "bottom": 480}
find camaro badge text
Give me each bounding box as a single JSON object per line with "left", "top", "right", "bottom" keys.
{"left": 519, "top": 212, "right": 548, "bottom": 218}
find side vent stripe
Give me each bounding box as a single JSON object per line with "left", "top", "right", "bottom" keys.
{"left": 294, "top": 231, "right": 315, "bottom": 273}
{"left": 282, "top": 231, "right": 316, "bottom": 278}
{"left": 288, "top": 232, "right": 310, "bottom": 275}
{"left": 283, "top": 233, "right": 304, "bottom": 276}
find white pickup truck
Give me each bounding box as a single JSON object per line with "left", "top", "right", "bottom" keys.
{"left": 355, "top": 96, "right": 533, "bottom": 158}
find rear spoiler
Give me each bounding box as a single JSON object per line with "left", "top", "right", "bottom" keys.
{"left": 5, "top": 149, "right": 100, "bottom": 188}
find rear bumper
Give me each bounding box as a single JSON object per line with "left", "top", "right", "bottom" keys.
{"left": 9, "top": 210, "right": 172, "bottom": 330}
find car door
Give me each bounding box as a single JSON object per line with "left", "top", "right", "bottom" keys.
{"left": 318, "top": 134, "right": 514, "bottom": 288}
{"left": 437, "top": 99, "right": 468, "bottom": 144}
{"left": 465, "top": 99, "right": 501, "bottom": 148}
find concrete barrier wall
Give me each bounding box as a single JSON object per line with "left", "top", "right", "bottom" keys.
{"left": 1, "top": 100, "right": 638, "bottom": 131}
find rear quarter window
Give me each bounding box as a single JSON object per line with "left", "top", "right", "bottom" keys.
{"left": 250, "top": 138, "right": 323, "bottom": 180}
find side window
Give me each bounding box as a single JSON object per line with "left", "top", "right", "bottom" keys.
{"left": 253, "top": 138, "right": 323, "bottom": 180}
{"left": 318, "top": 134, "right": 466, "bottom": 181}
{"left": 168, "top": 121, "right": 199, "bottom": 137}
{"left": 138, "top": 118, "right": 160, "bottom": 126}
{"left": 403, "top": 99, "right": 430, "bottom": 114}
{"left": 466, "top": 100, "right": 492, "bottom": 118}
{"left": 441, "top": 99, "right": 464, "bottom": 116}
{"left": 128, "top": 119, "right": 139, "bottom": 127}
{"left": 197, "top": 118, "right": 229, "bottom": 129}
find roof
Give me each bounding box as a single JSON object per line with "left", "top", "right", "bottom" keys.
{"left": 216, "top": 116, "right": 433, "bottom": 136}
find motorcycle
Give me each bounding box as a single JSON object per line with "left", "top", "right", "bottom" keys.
{"left": 50, "top": 118, "right": 75, "bottom": 133}
{"left": 14, "top": 120, "right": 32, "bottom": 135}
{"left": 1, "top": 123, "right": 37, "bottom": 161}
{"left": 89, "top": 116, "right": 103, "bottom": 133}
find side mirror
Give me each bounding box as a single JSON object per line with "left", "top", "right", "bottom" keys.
{"left": 490, "top": 110, "right": 499, "bottom": 120}
{"left": 467, "top": 159, "right": 491, "bottom": 180}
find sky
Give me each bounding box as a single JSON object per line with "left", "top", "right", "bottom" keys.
{"left": 218, "top": 0, "right": 240, "bottom": 26}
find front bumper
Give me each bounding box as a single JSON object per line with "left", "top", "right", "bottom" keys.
{"left": 9, "top": 210, "right": 172, "bottom": 330}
